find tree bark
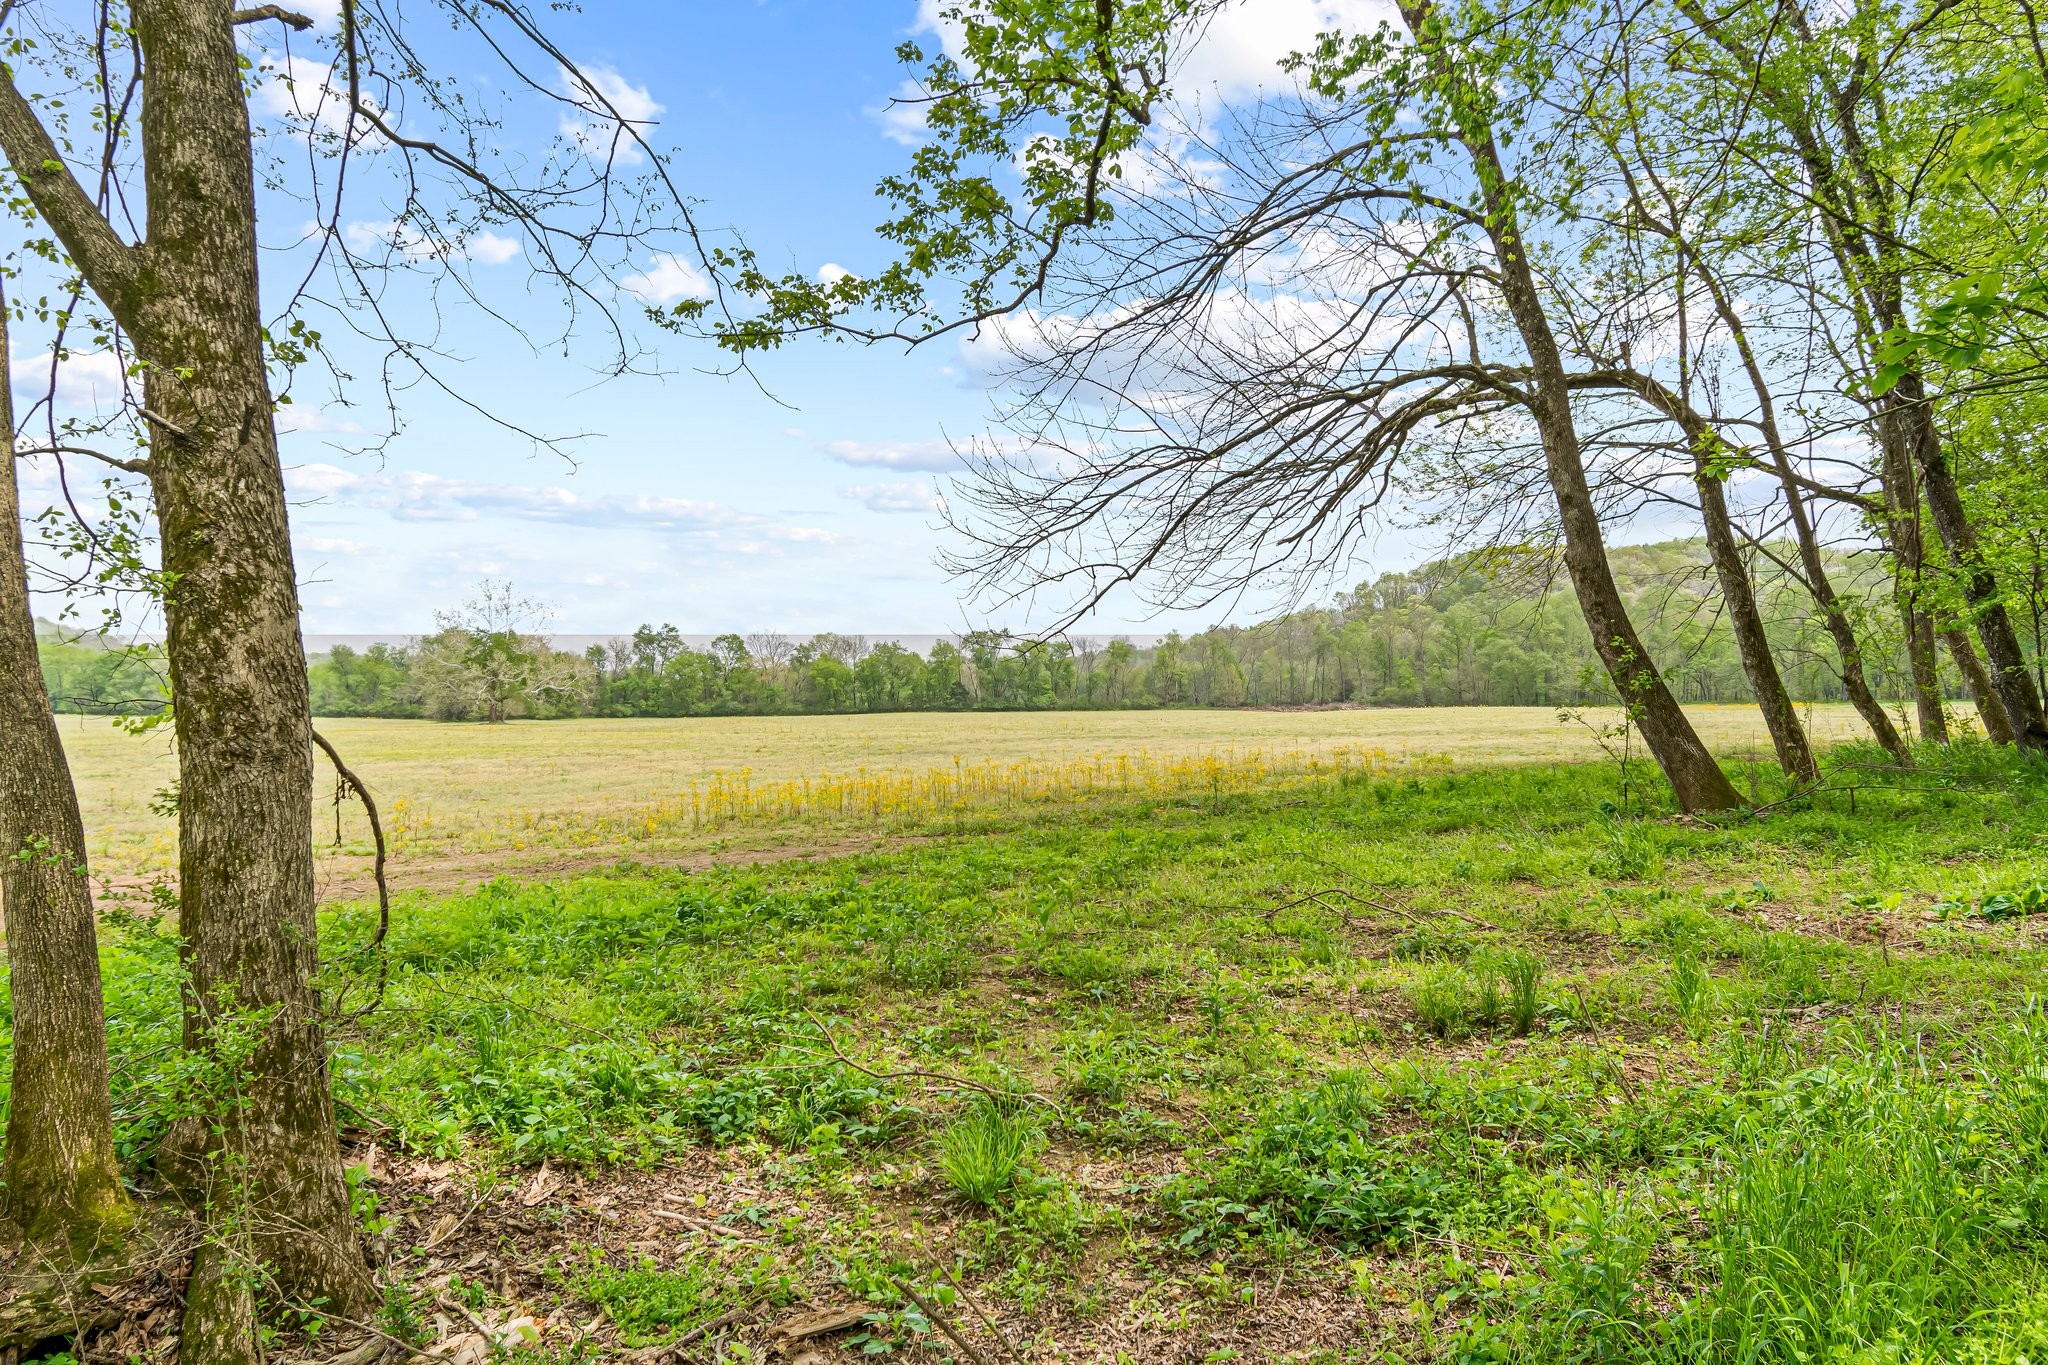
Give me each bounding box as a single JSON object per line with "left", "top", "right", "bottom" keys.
{"left": 1402, "top": 0, "right": 1743, "bottom": 811}
{"left": 0, "top": 295, "right": 130, "bottom": 1256}
{"left": 1880, "top": 429, "right": 1948, "bottom": 744}
{"left": 118, "top": 0, "right": 373, "bottom": 1319}
{"left": 1695, "top": 471, "right": 1821, "bottom": 782}
{"left": 1945, "top": 627, "right": 2016, "bottom": 745}
{"left": 1605, "top": 364, "right": 1821, "bottom": 783}
{"left": 1890, "top": 379, "right": 2048, "bottom": 751}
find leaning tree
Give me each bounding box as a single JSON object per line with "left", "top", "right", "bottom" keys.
{"left": 719, "top": 0, "right": 1751, "bottom": 808}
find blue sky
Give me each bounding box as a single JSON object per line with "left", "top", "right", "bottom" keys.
{"left": 15, "top": 1, "right": 1436, "bottom": 637}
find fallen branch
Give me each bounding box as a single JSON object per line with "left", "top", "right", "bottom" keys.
{"left": 798, "top": 1009, "right": 1065, "bottom": 1119}
{"left": 646, "top": 1207, "right": 767, "bottom": 1244}
{"left": 1268, "top": 886, "right": 1502, "bottom": 933}
{"left": 893, "top": 1279, "right": 994, "bottom": 1365}
{"left": 940, "top": 1264, "right": 1028, "bottom": 1365}
{"left": 277, "top": 1311, "right": 436, "bottom": 1362}
{"left": 667, "top": 1298, "right": 767, "bottom": 1351}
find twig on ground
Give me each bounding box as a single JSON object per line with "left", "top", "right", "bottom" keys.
{"left": 282, "top": 1310, "right": 437, "bottom": 1361}
{"left": 423, "top": 982, "right": 634, "bottom": 1049}
{"left": 646, "top": 1207, "right": 768, "bottom": 1244}
{"left": 668, "top": 1298, "right": 766, "bottom": 1351}
{"left": 1268, "top": 886, "right": 1502, "bottom": 933}
{"left": 798, "top": 1009, "right": 1065, "bottom": 1118}
{"left": 893, "top": 1278, "right": 994, "bottom": 1365}
{"left": 435, "top": 1292, "right": 492, "bottom": 1334}
{"left": 940, "top": 1264, "right": 1028, "bottom": 1365}
{"left": 417, "top": 1187, "right": 491, "bottom": 1253}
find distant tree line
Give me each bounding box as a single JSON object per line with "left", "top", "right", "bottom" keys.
{"left": 265, "top": 541, "right": 2043, "bottom": 722}
{"left": 34, "top": 632, "right": 168, "bottom": 717}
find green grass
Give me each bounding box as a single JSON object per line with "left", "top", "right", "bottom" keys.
{"left": 938, "top": 1098, "right": 1037, "bottom": 1206}
{"left": 9, "top": 737, "right": 2048, "bottom": 1359}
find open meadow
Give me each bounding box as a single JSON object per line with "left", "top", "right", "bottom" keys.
{"left": 27, "top": 710, "right": 2048, "bottom": 1363}
{"left": 59, "top": 704, "right": 1880, "bottom": 899}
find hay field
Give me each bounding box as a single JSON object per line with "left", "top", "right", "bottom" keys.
{"left": 59, "top": 703, "right": 1876, "bottom": 894}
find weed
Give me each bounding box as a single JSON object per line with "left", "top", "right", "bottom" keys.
{"left": 1167, "top": 1073, "right": 1449, "bottom": 1250}
{"left": 1672, "top": 1023, "right": 2048, "bottom": 1363}
{"left": 1669, "top": 951, "right": 1712, "bottom": 1032}
{"left": 939, "top": 1097, "right": 1035, "bottom": 1206}
{"left": 1411, "top": 964, "right": 1471, "bottom": 1039}
{"left": 1593, "top": 810, "right": 1662, "bottom": 880}
{"left": 582, "top": 1252, "right": 796, "bottom": 1346}
{"left": 1500, "top": 951, "right": 1543, "bottom": 1038}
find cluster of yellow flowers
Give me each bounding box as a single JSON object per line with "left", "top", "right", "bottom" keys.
{"left": 385, "top": 743, "right": 1445, "bottom": 854}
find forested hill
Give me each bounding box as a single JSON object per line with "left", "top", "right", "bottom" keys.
{"left": 41, "top": 539, "right": 2009, "bottom": 719}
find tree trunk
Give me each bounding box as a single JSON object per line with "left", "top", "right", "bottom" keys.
{"left": 1891, "top": 380, "right": 2048, "bottom": 752}
{"left": 128, "top": 0, "right": 373, "bottom": 1320}
{"left": 1694, "top": 471, "right": 1820, "bottom": 782}
{"left": 1620, "top": 359, "right": 1818, "bottom": 782}
{"left": 1759, "top": 17, "right": 2048, "bottom": 753}
{"left": 1402, "top": 0, "right": 1742, "bottom": 811}
{"left": 1684, "top": 258, "right": 1912, "bottom": 764}
{"left": 1773, "top": 483, "right": 1911, "bottom": 763}
{"left": 0, "top": 296, "right": 130, "bottom": 1257}
{"left": 1946, "top": 627, "right": 2017, "bottom": 745}
{"left": 1880, "top": 431, "right": 1948, "bottom": 743}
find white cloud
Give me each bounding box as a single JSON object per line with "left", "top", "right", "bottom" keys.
{"left": 275, "top": 403, "right": 365, "bottom": 436}
{"left": 817, "top": 263, "right": 856, "bottom": 285}
{"left": 285, "top": 463, "right": 837, "bottom": 548}
{"left": 466, "top": 231, "right": 523, "bottom": 266}
{"left": 842, "top": 480, "right": 945, "bottom": 513}
{"left": 560, "top": 64, "right": 663, "bottom": 166}
{"left": 250, "top": 53, "right": 384, "bottom": 144}
{"left": 1177, "top": 1, "right": 1396, "bottom": 98}
{"left": 622, "top": 253, "right": 711, "bottom": 304}
{"left": 299, "top": 536, "right": 379, "bottom": 556}
{"left": 820, "top": 437, "right": 961, "bottom": 472}
{"left": 9, "top": 348, "right": 128, "bottom": 410}
{"left": 871, "top": 78, "right": 932, "bottom": 145}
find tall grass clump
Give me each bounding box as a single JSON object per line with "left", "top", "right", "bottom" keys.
{"left": 1408, "top": 953, "right": 1545, "bottom": 1039}
{"left": 1673, "top": 1017, "right": 2048, "bottom": 1363}
{"left": 1410, "top": 964, "right": 1471, "bottom": 1039}
{"left": 1668, "top": 951, "right": 1712, "bottom": 1034}
{"left": 1501, "top": 950, "right": 1543, "bottom": 1037}
{"left": 937, "top": 1097, "right": 1034, "bottom": 1206}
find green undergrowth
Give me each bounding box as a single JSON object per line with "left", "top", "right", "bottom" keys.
{"left": 6, "top": 740, "right": 2048, "bottom": 1359}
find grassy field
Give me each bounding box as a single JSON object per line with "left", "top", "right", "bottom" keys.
{"left": 59, "top": 704, "right": 1879, "bottom": 896}
{"left": 31, "top": 724, "right": 2048, "bottom": 1363}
